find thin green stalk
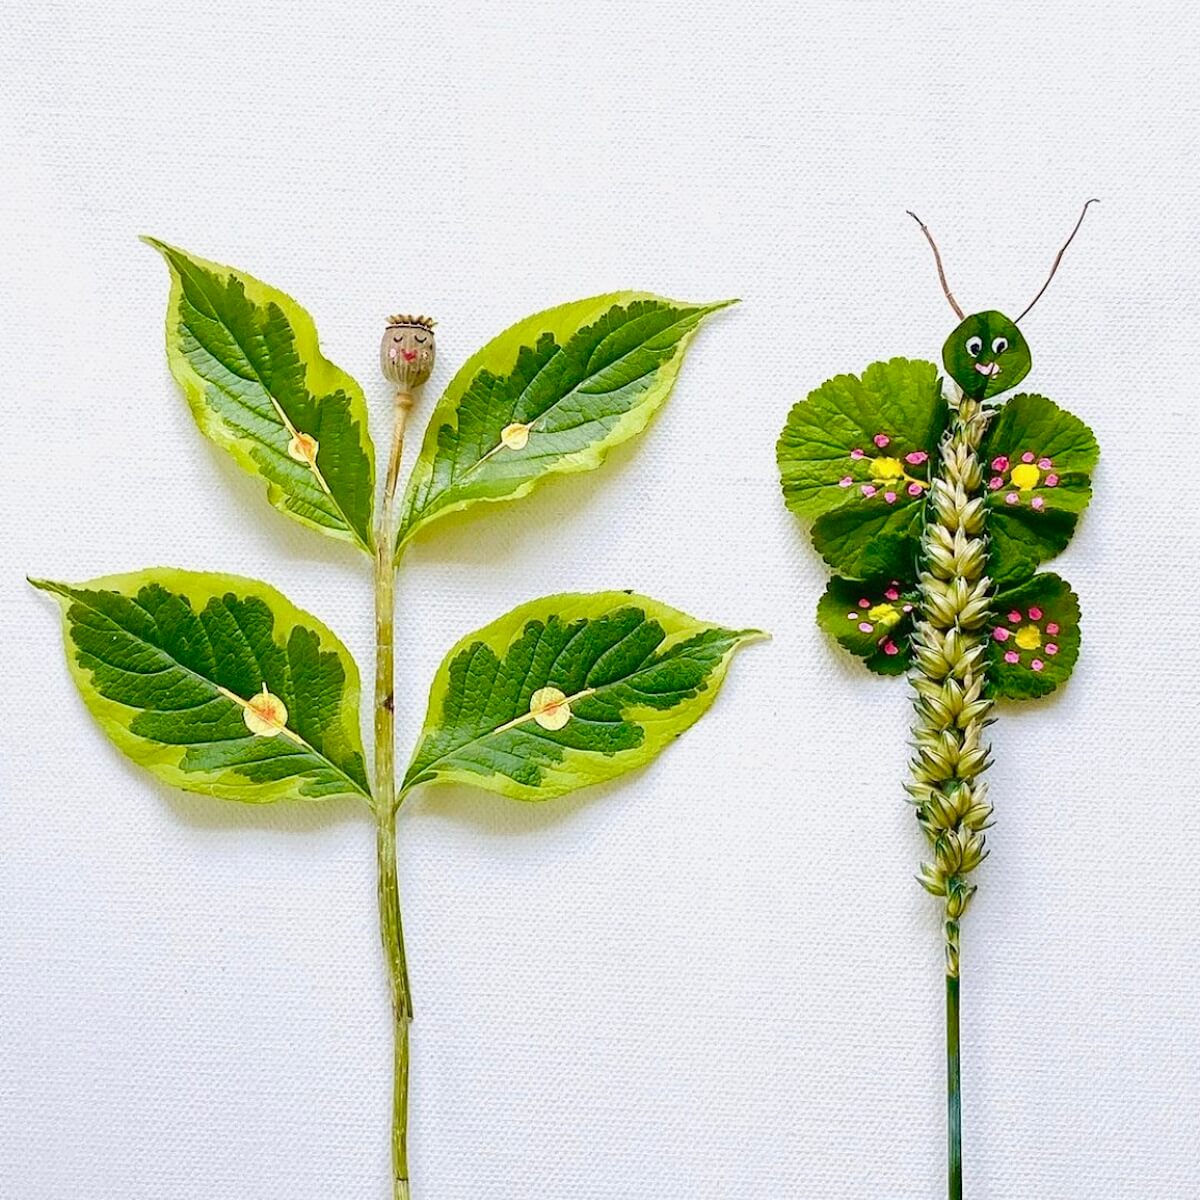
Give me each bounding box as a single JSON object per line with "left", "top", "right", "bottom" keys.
{"left": 946, "top": 966, "right": 962, "bottom": 1200}
{"left": 375, "top": 391, "right": 415, "bottom": 1200}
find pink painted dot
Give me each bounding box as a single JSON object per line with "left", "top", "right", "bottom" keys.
{"left": 1022, "top": 451, "right": 1035, "bottom": 463}
{"left": 882, "top": 640, "right": 899, "bottom": 656}
{"left": 1005, "top": 492, "right": 1020, "bottom": 505}
{"left": 1031, "top": 659, "right": 1045, "bottom": 671}
{"left": 885, "top": 587, "right": 900, "bottom": 601}
{"left": 905, "top": 451, "right": 928, "bottom": 465}
{"left": 850, "top": 448, "right": 865, "bottom": 460}
{"left": 1045, "top": 474, "right": 1059, "bottom": 487}
{"left": 1028, "top": 607, "right": 1043, "bottom": 620}
{"left": 989, "top": 476, "right": 1004, "bottom": 490}
{"left": 884, "top": 491, "right": 897, "bottom": 504}
{"left": 992, "top": 456, "right": 1009, "bottom": 471}
{"left": 839, "top": 475, "right": 853, "bottom": 487}
{"left": 874, "top": 433, "right": 890, "bottom": 448}
{"left": 1046, "top": 643, "right": 1059, "bottom": 656}
{"left": 1004, "top": 650, "right": 1019, "bottom": 664}
{"left": 861, "top": 484, "right": 876, "bottom": 497}
{"left": 993, "top": 627, "right": 1010, "bottom": 642}
{"left": 907, "top": 482, "right": 923, "bottom": 496}
{"left": 1031, "top": 496, "right": 1045, "bottom": 511}
{"left": 902, "top": 603, "right": 914, "bottom": 613}
{"left": 846, "top": 613, "right": 857, "bottom": 621}
{"left": 1038, "top": 457, "right": 1052, "bottom": 470}
{"left": 1008, "top": 610, "right": 1022, "bottom": 624}
{"left": 858, "top": 598, "right": 871, "bottom": 609}
{"left": 858, "top": 622, "right": 874, "bottom": 633}
{"left": 1046, "top": 622, "right": 1059, "bottom": 635}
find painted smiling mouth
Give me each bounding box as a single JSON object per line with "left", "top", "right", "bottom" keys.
{"left": 974, "top": 361, "right": 1001, "bottom": 377}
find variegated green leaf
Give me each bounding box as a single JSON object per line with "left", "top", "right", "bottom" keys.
{"left": 396, "top": 295, "right": 730, "bottom": 553}
{"left": 987, "top": 571, "right": 1081, "bottom": 700}
{"left": 978, "top": 393, "right": 1098, "bottom": 581}
{"left": 777, "top": 358, "right": 948, "bottom": 578}
{"left": 147, "top": 240, "right": 376, "bottom": 554}
{"left": 33, "top": 570, "right": 371, "bottom": 804}
{"left": 402, "top": 592, "right": 761, "bottom": 802}
{"left": 816, "top": 575, "right": 919, "bottom": 676}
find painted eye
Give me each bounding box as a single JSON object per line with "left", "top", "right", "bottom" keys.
{"left": 965, "top": 336, "right": 983, "bottom": 357}
{"left": 414, "top": 334, "right": 428, "bottom": 344}
{"left": 392, "top": 335, "right": 401, "bottom": 343}
{"left": 992, "top": 336, "right": 1009, "bottom": 354}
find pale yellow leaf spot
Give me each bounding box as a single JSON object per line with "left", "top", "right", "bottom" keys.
{"left": 287, "top": 432, "right": 319, "bottom": 465}
{"left": 500, "top": 422, "right": 531, "bottom": 450}
{"left": 1010, "top": 462, "right": 1040, "bottom": 490}
{"left": 529, "top": 686, "right": 571, "bottom": 731}
{"left": 1014, "top": 624, "right": 1042, "bottom": 651}
{"left": 243, "top": 685, "right": 290, "bottom": 737}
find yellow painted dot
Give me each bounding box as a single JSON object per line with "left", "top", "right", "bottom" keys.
{"left": 501, "top": 423, "right": 531, "bottom": 450}
{"left": 869, "top": 456, "right": 904, "bottom": 482}
{"left": 867, "top": 602, "right": 899, "bottom": 627}
{"left": 529, "top": 686, "right": 571, "bottom": 731}
{"left": 1014, "top": 624, "right": 1042, "bottom": 651}
{"left": 1010, "top": 463, "right": 1040, "bottom": 490}
{"left": 242, "top": 686, "right": 289, "bottom": 737}
{"left": 287, "top": 432, "right": 319, "bottom": 464}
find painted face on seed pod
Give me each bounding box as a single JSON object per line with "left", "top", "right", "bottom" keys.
{"left": 941, "top": 310, "right": 1031, "bottom": 400}
{"left": 380, "top": 317, "right": 436, "bottom": 390}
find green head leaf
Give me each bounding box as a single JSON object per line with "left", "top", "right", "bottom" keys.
{"left": 941, "top": 311, "right": 1031, "bottom": 400}
{"left": 32, "top": 570, "right": 371, "bottom": 804}
{"left": 402, "top": 592, "right": 762, "bottom": 802}
{"left": 145, "top": 239, "right": 376, "bottom": 555}
{"left": 397, "top": 295, "right": 731, "bottom": 554}
{"left": 978, "top": 392, "right": 1099, "bottom": 580}
{"left": 776, "top": 357, "right": 948, "bottom": 578}
{"left": 987, "top": 572, "right": 1081, "bottom": 699}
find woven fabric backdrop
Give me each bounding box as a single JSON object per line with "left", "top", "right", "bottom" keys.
{"left": 2, "top": 2, "right": 1197, "bottom": 1196}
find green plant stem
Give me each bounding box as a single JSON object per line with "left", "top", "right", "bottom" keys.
{"left": 375, "top": 392, "right": 415, "bottom": 1200}
{"left": 946, "top": 968, "right": 962, "bottom": 1200}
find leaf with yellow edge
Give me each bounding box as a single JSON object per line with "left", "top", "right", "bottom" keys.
{"left": 402, "top": 592, "right": 762, "bottom": 802}
{"left": 396, "top": 295, "right": 731, "bottom": 553}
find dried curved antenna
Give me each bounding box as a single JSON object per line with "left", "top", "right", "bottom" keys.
{"left": 907, "top": 209, "right": 965, "bottom": 320}
{"left": 1016, "top": 198, "right": 1099, "bottom": 322}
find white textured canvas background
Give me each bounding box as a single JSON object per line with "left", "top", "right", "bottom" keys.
{"left": 2, "top": 2, "right": 1198, "bottom": 1197}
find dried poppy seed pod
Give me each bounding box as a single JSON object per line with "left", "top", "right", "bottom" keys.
{"left": 380, "top": 314, "right": 436, "bottom": 391}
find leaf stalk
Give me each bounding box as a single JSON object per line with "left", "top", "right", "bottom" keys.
{"left": 375, "top": 389, "right": 416, "bottom": 1199}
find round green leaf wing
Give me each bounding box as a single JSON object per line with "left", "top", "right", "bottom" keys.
{"left": 817, "top": 576, "right": 918, "bottom": 676}
{"left": 777, "top": 358, "right": 948, "bottom": 577}
{"left": 978, "top": 393, "right": 1099, "bottom": 581}
{"left": 33, "top": 570, "right": 371, "bottom": 804}
{"left": 987, "top": 572, "right": 1081, "bottom": 700}
{"left": 402, "top": 592, "right": 762, "bottom": 802}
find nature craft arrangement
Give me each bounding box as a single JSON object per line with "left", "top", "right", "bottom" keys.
{"left": 33, "top": 245, "right": 759, "bottom": 1198}
{"left": 777, "top": 203, "right": 1099, "bottom": 1197}
{"left": 34, "top": 210, "right": 1099, "bottom": 1199}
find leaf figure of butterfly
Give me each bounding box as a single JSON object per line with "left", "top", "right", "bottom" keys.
{"left": 777, "top": 201, "right": 1100, "bottom": 700}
